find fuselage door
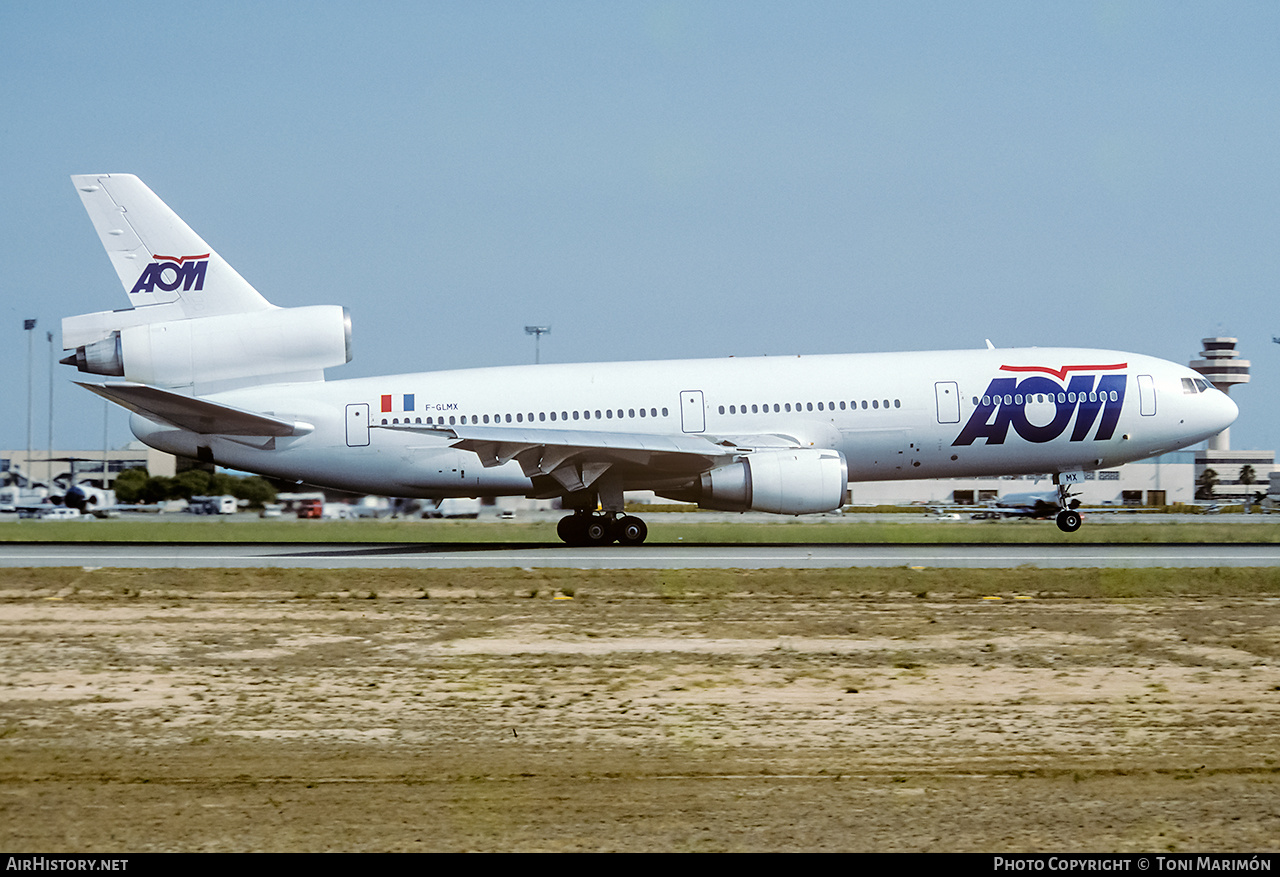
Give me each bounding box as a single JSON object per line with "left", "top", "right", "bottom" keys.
{"left": 680, "top": 390, "right": 705, "bottom": 433}
{"left": 1137, "top": 374, "right": 1157, "bottom": 416}
{"left": 934, "top": 381, "right": 961, "bottom": 424}
{"left": 346, "top": 403, "right": 370, "bottom": 447}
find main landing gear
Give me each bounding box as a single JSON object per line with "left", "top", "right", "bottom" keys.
{"left": 556, "top": 511, "right": 649, "bottom": 546}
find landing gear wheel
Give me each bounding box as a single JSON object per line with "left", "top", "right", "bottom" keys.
{"left": 616, "top": 515, "right": 648, "bottom": 545}
{"left": 1056, "top": 509, "right": 1082, "bottom": 533}
{"left": 557, "top": 514, "right": 589, "bottom": 546}
{"left": 584, "top": 515, "right": 616, "bottom": 545}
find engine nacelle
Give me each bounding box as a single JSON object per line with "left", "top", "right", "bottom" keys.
{"left": 697, "top": 448, "right": 848, "bottom": 514}
{"left": 63, "top": 305, "right": 351, "bottom": 388}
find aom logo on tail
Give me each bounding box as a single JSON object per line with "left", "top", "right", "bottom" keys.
{"left": 953, "top": 363, "right": 1127, "bottom": 446}
{"left": 129, "top": 253, "right": 210, "bottom": 295}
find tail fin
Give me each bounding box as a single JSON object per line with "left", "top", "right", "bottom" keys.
{"left": 64, "top": 175, "right": 350, "bottom": 393}
{"left": 72, "top": 174, "right": 271, "bottom": 315}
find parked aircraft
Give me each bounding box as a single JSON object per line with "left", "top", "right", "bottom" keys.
{"left": 962, "top": 490, "right": 1078, "bottom": 521}
{"left": 0, "top": 468, "right": 117, "bottom": 517}
{"left": 59, "top": 175, "right": 1237, "bottom": 543}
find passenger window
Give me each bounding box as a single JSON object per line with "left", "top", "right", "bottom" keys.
{"left": 872, "top": 400, "right": 878, "bottom": 409}
{"left": 517, "top": 413, "right": 523, "bottom": 422}
{"left": 661, "top": 408, "right": 668, "bottom": 416}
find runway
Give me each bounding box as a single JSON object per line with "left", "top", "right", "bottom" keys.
{"left": 4, "top": 541, "right": 1280, "bottom": 569}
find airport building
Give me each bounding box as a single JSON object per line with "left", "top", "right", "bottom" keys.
{"left": 1186, "top": 337, "right": 1274, "bottom": 501}
{"left": 0, "top": 442, "right": 176, "bottom": 489}
{"left": 844, "top": 451, "right": 1197, "bottom": 507}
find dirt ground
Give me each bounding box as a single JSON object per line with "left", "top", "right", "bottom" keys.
{"left": 1, "top": 569, "right": 1278, "bottom": 851}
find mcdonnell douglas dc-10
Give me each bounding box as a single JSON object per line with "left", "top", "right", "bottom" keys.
{"left": 60, "top": 175, "right": 1237, "bottom": 543}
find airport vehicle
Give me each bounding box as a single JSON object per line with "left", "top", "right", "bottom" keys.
{"left": 188, "top": 495, "right": 238, "bottom": 515}
{"left": 60, "top": 175, "right": 1237, "bottom": 543}
{"left": 295, "top": 498, "right": 323, "bottom": 520}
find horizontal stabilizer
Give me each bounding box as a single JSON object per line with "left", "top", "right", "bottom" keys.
{"left": 77, "top": 382, "right": 312, "bottom": 437}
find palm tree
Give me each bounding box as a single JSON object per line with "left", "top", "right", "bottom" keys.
{"left": 1196, "top": 468, "right": 1218, "bottom": 501}
{"left": 1239, "top": 464, "right": 1256, "bottom": 488}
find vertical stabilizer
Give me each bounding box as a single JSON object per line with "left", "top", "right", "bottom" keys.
{"left": 71, "top": 174, "right": 272, "bottom": 316}
{"left": 64, "top": 175, "right": 350, "bottom": 393}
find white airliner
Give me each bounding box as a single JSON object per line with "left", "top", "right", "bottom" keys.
{"left": 60, "top": 174, "right": 1237, "bottom": 543}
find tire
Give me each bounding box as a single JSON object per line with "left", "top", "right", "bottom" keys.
{"left": 584, "top": 516, "right": 616, "bottom": 545}
{"left": 616, "top": 515, "right": 648, "bottom": 545}
{"left": 1056, "top": 510, "right": 1082, "bottom": 533}
{"left": 557, "top": 514, "right": 588, "bottom": 545}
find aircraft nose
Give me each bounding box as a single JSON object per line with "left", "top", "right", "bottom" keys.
{"left": 1210, "top": 390, "right": 1239, "bottom": 434}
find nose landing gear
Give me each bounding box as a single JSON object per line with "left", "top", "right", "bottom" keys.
{"left": 1054, "top": 474, "right": 1084, "bottom": 533}
{"left": 1055, "top": 509, "right": 1082, "bottom": 532}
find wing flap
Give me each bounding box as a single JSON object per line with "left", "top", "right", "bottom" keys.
{"left": 376, "top": 422, "right": 745, "bottom": 489}
{"left": 77, "top": 382, "right": 312, "bottom": 437}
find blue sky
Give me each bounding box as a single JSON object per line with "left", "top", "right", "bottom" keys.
{"left": 3, "top": 1, "right": 1279, "bottom": 453}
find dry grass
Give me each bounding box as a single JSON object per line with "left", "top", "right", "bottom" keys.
{"left": 2, "top": 566, "right": 1278, "bottom": 851}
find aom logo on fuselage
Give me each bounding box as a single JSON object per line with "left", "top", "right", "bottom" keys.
{"left": 953, "top": 363, "right": 1127, "bottom": 446}
{"left": 129, "top": 253, "right": 210, "bottom": 295}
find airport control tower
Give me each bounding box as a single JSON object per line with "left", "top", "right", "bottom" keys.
{"left": 1190, "top": 337, "right": 1249, "bottom": 451}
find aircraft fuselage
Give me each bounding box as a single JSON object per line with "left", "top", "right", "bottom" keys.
{"left": 128, "top": 346, "right": 1235, "bottom": 500}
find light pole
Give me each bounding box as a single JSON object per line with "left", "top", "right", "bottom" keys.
{"left": 47, "top": 331, "right": 54, "bottom": 486}
{"left": 525, "top": 325, "right": 551, "bottom": 364}
{"left": 24, "top": 319, "right": 36, "bottom": 487}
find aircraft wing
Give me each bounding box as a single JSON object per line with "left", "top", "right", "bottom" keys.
{"left": 376, "top": 422, "right": 804, "bottom": 494}
{"left": 77, "top": 382, "right": 313, "bottom": 437}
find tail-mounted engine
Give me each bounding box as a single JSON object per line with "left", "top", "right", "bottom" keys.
{"left": 62, "top": 305, "right": 351, "bottom": 390}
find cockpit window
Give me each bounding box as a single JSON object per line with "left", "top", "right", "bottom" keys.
{"left": 1182, "top": 378, "right": 1197, "bottom": 394}
{"left": 1195, "top": 379, "right": 1212, "bottom": 392}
